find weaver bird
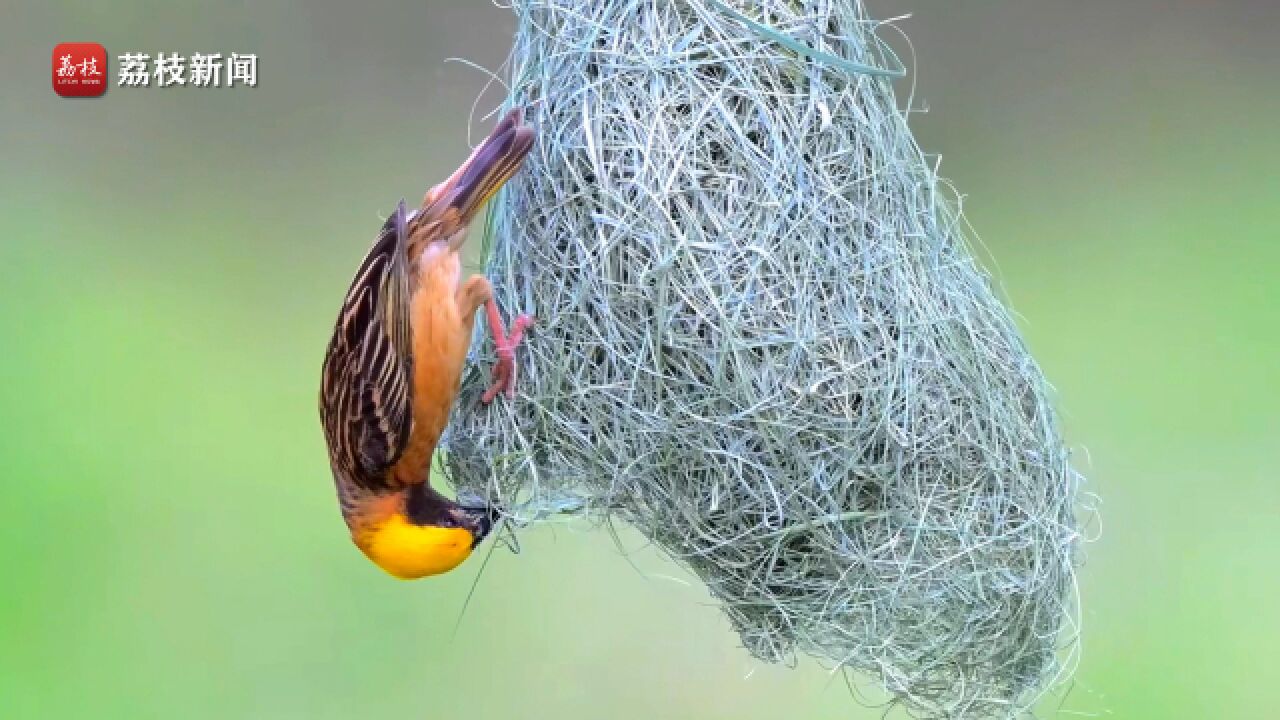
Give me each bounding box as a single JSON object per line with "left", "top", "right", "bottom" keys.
{"left": 320, "top": 108, "right": 535, "bottom": 579}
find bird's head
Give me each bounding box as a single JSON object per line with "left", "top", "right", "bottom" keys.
{"left": 353, "top": 485, "right": 496, "bottom": 580}
{"left": 422, "top": 106, "right": 536, "bottom": 236}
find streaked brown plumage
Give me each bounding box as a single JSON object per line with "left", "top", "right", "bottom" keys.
{"left": 319, "top": 108, "right": 535, "bottom": 579}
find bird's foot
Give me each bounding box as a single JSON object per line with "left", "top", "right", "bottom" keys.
{"left": 482, "top": 314, "right": 535, "bottom": 404}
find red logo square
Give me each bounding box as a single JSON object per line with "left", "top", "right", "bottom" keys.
{"left": 53, "top": 43, "right": 108, "bottom": 97}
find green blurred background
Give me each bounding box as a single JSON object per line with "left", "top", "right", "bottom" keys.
{"left": 2, "top": 1, "right": 1276, "bottom": 718}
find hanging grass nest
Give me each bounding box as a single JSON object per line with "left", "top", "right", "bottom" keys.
{"left": 443, "top": 1, "right": 1084, "bottom": 717}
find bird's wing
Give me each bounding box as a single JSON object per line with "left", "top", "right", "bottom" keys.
{"left": 320, "top": 200, "right": 415, "bottom": 492}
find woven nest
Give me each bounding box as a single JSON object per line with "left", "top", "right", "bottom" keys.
{"left": 443, "top": 1, "right": 1084, "bottom": 717}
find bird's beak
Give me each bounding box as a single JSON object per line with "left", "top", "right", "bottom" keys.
{"left": 428, "top": 106, "right": 535, "bottom": 227}
{"left": 456, "top": 502, "right": 499, "bottom": 549}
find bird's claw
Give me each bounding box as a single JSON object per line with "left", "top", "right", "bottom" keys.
{"left": 481, "top": 314, "right": 534, "bottom": 404}
{"left": 509, "top": 314, "right": 535, "bottom": 340}
{"left": 483, "top": 349, "right": 517, "bottom": 404}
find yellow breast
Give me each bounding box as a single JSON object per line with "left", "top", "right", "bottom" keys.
{"left": 356, "top": 511, "right": 475, "bottom": 579}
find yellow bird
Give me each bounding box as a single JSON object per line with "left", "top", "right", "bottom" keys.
{"left": 319, "top": 108, "right": 535, "bottom": 579}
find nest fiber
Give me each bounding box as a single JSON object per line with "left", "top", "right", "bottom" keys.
{"left": 444, "top": 1, "right": 1083, "bottom": 716}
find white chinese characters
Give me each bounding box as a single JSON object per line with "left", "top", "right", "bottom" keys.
{"left": 58, "top": 54, "right": 102, "bottom": 78}
{"left": 154, "top": 52, "right": 186, "bottom": 87}
{"left": 118, "top": 52, "right": 150, "bottom": 86}
{"left": 227, "top": 54, "right": 257, "bottom": 87}
{"left": 116, "top": 52, "right": 257, "bottom": 88}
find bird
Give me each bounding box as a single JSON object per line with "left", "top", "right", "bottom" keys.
{"left": 319, "top": 108, "right": 535, "bottom": 579}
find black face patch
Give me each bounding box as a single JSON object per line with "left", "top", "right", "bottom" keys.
{"left": 403, "top": 483, "right": 451, "bottom": 526}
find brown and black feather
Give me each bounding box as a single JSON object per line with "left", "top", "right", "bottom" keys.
{"left": 319, "top": 201, "right": 416, "bottom": 505}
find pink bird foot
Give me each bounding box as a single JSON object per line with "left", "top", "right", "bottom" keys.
{"left": 482, "top": 306, "right": 534, "bottom": 404}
